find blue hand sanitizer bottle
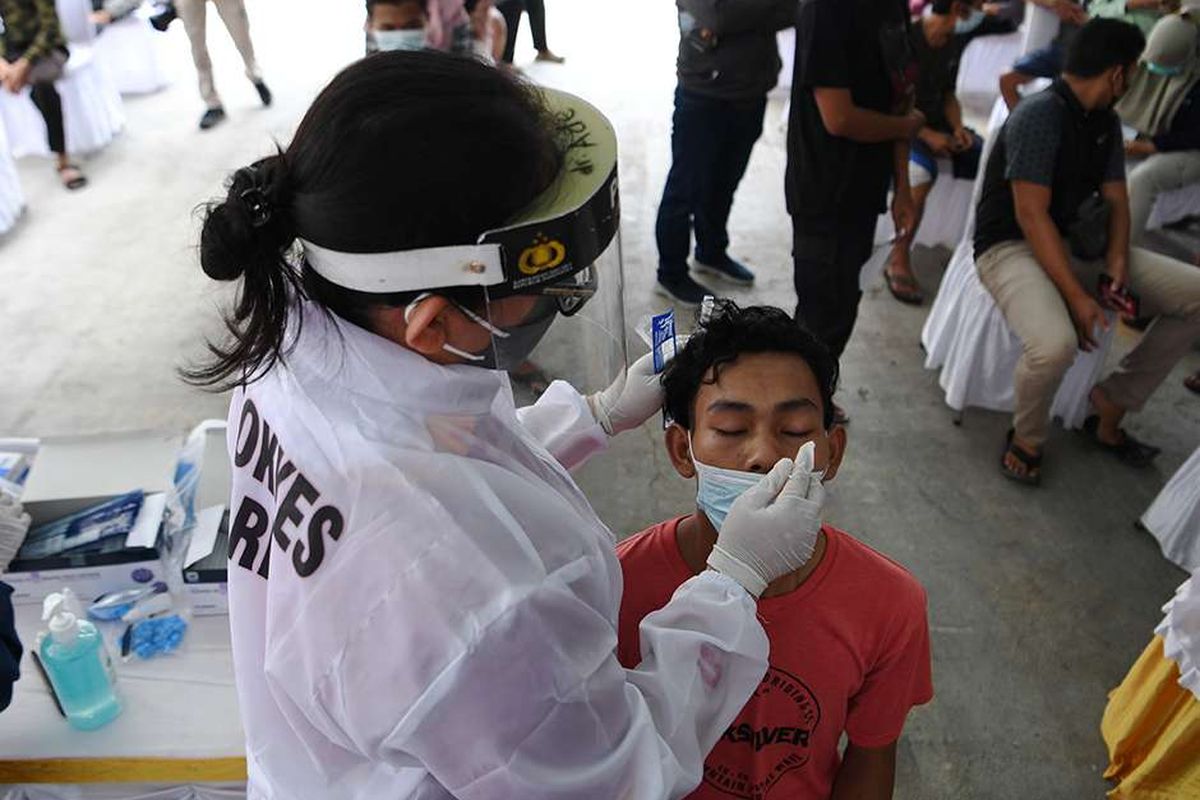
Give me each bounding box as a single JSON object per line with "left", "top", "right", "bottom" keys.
{"left": 39, "top": 592, "right": 122, "bottom": 730}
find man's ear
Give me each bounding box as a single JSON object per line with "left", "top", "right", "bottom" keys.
{"left": 401, "top": 295, "right": 452, "bottom": 357}
{"left": 664, "top": 424, "right": 696, "bottom": 479}
{"left": 822, "top": 424, "right": 848, "bottom": 483}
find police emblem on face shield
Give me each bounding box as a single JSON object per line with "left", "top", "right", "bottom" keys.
{"left": 518, "top": 235, "right": 568, "bottom": 276}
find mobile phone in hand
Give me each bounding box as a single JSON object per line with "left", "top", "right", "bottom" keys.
{"left": 1098, "top": 274, "right": 1140, "bottom": 318}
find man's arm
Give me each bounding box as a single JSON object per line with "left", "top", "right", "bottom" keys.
{"left": 678, "top": 0, "right": 796, "bottom": 36}
{"left": 1013, "top": 181, "right": 1108, "bottom": 348}
{"left": 813, "top": 88, "right": 924, "bottom": 143}
{"left": 1101, "top": 179, "right": 1130, "bottom": 286}
{"left": 830, "top": 741, "right": 897, "bottom": 800}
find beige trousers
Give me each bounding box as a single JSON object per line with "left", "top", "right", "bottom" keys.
{"left": 976, "top": 240, "right": 1200, "bottom": 447}
{"left": 177, "top": 0, "right": 262, "bottom": 109}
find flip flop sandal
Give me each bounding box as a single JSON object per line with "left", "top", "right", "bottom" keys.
{"left": 884, "top": 268, "right": 924, "bottom": 305}
{"left": 57, "top": 164, "right": 87, "bottom": 191}
{"left": 1000, "top": 429, "right": 1042, "bottom": 486}
{"left": 1081, "top": 415, "right": 1161, "bottom": 468}
{"left": 1185, "top": 372, "right": 1200, "bottom": 396}
{"left": 510, "top": 363, "right": 552, "bottom": 396}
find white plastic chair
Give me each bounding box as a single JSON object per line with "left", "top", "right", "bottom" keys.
{"left": 0, "top": 117, "right": 24, "bottom": 235}
{"left": 1141, "top": 445, "right": 1200, "bottom": 572}
{"left": 0, "top": 46, "right": 124, "bottom": 158}
{"left": 93, "top": 3, "right": 170, "bottom": 95}
{"left": 921, "top": 97, "right": 1116, "bottom": 429}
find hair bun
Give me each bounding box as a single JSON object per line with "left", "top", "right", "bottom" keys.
{"left": 199, "top": 154, "right": 295, "bottom": 282}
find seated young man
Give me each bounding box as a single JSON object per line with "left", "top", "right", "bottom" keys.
{"left": 886, "top": 0, "right": 988, "bottom": 305}
{"left": 617, "top": 301, "right": 933, "bottom": 800}
{"left": 365, "top": 0, "right": 429, "bottom": 53}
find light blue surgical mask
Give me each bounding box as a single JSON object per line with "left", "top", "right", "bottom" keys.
{"left": 374, "top": 28, "right": 427, "bottom": 52}
{"left": 1147, "top": 60, "right": 1186, "bottom": 78}
{"left": 690, "top": 442, "right": 763, "bottom": 532}
{"left": 955, "top": 9, "right": 986, "bottom": 35}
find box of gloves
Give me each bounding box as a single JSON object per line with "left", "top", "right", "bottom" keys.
{"left": 3, "top": 430, "right": 182, "bottom": 607}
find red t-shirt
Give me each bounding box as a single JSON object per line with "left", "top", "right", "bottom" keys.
{"left": 617, "top": 518, "right": 933, "bottom": 800}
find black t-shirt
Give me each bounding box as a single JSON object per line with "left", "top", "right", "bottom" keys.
{"left": 786, "top": 0, "right": 911, "bottom": 221}
{"left": 909, "top": 23, "right": 966, "bottom": 134}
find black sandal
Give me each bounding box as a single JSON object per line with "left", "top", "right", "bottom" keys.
{"left": 1080, "top": 415, "right": 1161, "bottom": 468}
{"left": 1000, "top": 429, "right": 1042, "bottom": 486}
{"left": 884, "top": 267, "right": 925, "bottom": 305}
{"left": 57, "top": 164, "right": 87, "bottom": 191}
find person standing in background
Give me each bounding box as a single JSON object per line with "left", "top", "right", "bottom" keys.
{"left": 787, "top": 0, "right": 925, "bottom": 423}
{"left": 653, "top": 0, "right": 796, "bottom": 306}
{"left": 0, "top": 0, "right": 87, "bottom": 188}
{"left": 176, "top": 0, "right": 272, "bottom": 130}
{"left": 495, "top": 0, "right": 564, "bottom": 65}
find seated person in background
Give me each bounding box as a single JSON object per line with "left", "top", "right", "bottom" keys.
{"left": 89, "top": 0, "right": 141, "bottom": 28}
{"left": 617, "top": 301, "right": 933, "bottom": 800}
{"left": 465, "top": 0, "right": 506, "bottom": 63}
{"left": 0, "top": 0, "right": 87, "bottom": 189}
{"left": 975, "top": 18, "right": 1200, "bottom": 484}
{"left": 1121, "top": 13, "right": 1200, "bottom": 244}
{"left": 1000, "top": 0, "right": 1171, "bottom": 108}
{"left": 0, "top": 581, "right": 19, "bottom": 714}
{"left": 366, "top": 0, "right": 430, "bottom": 53}
{"left": 885, "top": 0, "right": 988, "bottom": 305}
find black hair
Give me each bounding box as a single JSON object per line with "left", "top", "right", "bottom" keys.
{"left": 184, "top": 50, "right": 562, "bottom": 390}
{"left": 1065, "top": 18, "right": 1146, "bottom": 78}
{"left": 662, "top": 300, "right": 840, "bottom": 431}
{"left": 931, "top": 0, "right": 955, "bottom": 15}
{"left": 366, "top": 0, "right": 422, "bottom": 12}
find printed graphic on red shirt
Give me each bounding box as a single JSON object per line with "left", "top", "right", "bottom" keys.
{"left": 704, "top": 667, "right": 821, "bottom": 799}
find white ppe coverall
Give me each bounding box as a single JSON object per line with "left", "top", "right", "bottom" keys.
{"left": 224, "top": 302, "right": 769, "bottom": 799}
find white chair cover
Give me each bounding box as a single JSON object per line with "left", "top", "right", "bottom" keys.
{"left": 955, "top": 30, "right": 1023, "bottom": 119}
{"left": 0, "top": 783, "right": 247, "bottom": 800}
{"left": 1154, "top": 569, "right": 1200, "bottom": 699}
{"left": 1142, "top": 446, "right": 1200, "bottom": 572}
{"left": 1147, "top": 183, "right": 1200, "bottom": 231}
{"left": 776, "top": 28, "right": 795, "bottom": 92}
{"left": 0, "top": 47, "right": 124, "bottom": 158}
{"left": 93, "top": 6, "right": 170, "bottom": 95}
{"left": 1021, "top": 3, "right": 1060, "bottom": 55}
{"left": 0, "top": 117, "right": 24, "bottom": 235}
{"left": 55, "top": 0, "right": 97, "bottom": 45}
{"left": 921, "top": 97, "right": 1115, "bottom": 429}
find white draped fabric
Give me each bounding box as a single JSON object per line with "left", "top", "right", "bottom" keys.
{"left": 1142, "top": 447, "right": 1200, "bottom": 572}
{"left": 1155, "top": 570, "right": 1200, "bottom": 699}
{"left": 0, "top": 47, "right": 124, "bottom": 158}
{"left": 94, "top": 6, "right": 171, "bottom": 96}
{"left": 956, "top": 30, "right": 1023, "bottom": 119}
{"left": 0, "top": 117, "right": 24, "bottom": 235}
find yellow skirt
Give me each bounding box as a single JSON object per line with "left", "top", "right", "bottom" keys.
{"left": 1102, "top": 635, "right": 1200, "bottom": 799}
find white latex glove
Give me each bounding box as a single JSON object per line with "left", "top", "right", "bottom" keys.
{"left": 706, "top": 441, "right": 825, "bottom": 597}
{"left": 587, "top": 341, "right": 683, "bottom": 436}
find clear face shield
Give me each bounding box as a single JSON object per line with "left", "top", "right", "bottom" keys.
{"left": 298, "top": 87, "right": 627, "bottom": 399}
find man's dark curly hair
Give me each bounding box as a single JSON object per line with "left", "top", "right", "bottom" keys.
{"left": 662, "top": 300, "right": 840, "bottom": 431}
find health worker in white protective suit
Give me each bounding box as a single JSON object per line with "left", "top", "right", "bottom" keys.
{"left": 188, "top": 51, "right": 827, "bottom": 799}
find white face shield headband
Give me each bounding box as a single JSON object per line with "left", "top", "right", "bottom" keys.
{"left": 296, "top": 88, "right": 621, "bottom": 306}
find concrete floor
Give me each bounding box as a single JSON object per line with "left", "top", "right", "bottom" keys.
{"left": 2, "top": 1, "right": 1197, "bottom": 797}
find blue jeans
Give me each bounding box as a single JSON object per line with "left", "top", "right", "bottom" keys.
{"left": 655, "top": 87, "right": 767, "bottom": 279}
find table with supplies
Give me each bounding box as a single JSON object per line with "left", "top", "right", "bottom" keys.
{"left": 0, "top": 604, "right": 245, "bottom": 800}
